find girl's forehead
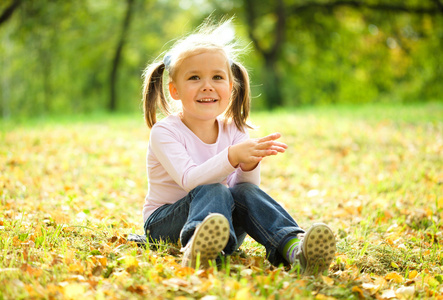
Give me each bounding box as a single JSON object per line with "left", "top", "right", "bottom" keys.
{"left": 174, "top": 50, "right": 230, "bottom": 74}
{"left": 183, "top": 51, "right": 227, "bottom": 63}
{"left": 180, "top": 49, "right": 227, "bottom": 63}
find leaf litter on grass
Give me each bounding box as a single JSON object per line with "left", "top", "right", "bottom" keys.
{"left": 1, "top": 103, "right": 442, "bottom": 299}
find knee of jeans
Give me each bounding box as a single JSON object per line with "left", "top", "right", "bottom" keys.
{"left": 232, "top": 182, "right": 259, "bottom": 194}
{"left": 193, "top": 183, "right": 229, "bottom": 194}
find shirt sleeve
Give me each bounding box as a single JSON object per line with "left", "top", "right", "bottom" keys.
{"left": 149, "top": 124, "right": 237, "bottom": 192}
{"left": 226, "top": 128, "right": 261, "bottom": 187}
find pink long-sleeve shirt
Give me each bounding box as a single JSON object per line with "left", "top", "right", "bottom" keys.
{"left": 143, "top": 114, "right": 260, "bottom": 222}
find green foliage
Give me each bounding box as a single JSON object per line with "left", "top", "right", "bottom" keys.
{"left": 0, "top": 0, "right": 442, "bottom": 118}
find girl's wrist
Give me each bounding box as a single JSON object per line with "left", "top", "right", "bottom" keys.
{"left": 228, "top": 146, "right": 239, "bottom": 168}
{"left": 240, "top": 161, "right": 259, "bottom": 172}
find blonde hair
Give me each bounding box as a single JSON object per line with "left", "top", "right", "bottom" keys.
{"left": 142, "top": 18, "right": 252, "bottom": 132}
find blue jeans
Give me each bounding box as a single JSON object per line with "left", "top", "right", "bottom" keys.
{"left": 144, "top": 182, "right": 304, "bottom": 266}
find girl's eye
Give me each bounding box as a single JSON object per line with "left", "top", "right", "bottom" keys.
{"left": 188, "top": 75, "right": 199, "bottom": 80}
{"left": 213, "top": 75, "right": 223, "bottom": 80}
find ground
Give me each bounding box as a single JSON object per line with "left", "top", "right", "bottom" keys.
{"left": 1, "top": 102, "right": 442, "bottom": 299}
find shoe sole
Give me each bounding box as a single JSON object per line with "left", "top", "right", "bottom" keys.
{"left": 185, "top": 213, "right": 230, "bottom": 269}
{"left": 302, "top": 223, "right": 336, "bottom": 276}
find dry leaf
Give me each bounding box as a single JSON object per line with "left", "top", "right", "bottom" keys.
{"left": 380, "top": 289, "right": 397, "bottom": 299}
{"left": 163, "top": 278, "right": 189, "bottom": 288}
{"left": 352, "top": 286, "right": 365, "bottom": 298}
{"left": 234, "top": 288, "right": 250, "bottom": 300}
{"left": 396, "top": 286, "right": 415, "bottom": 298}
{"left": 63, "top": 283, "right": 86, "bottom": 300}
{"left": 321, "top": 275, "right": 334, "bottom": 286}
{"left": 362, "top": 282, "right": 382, "bottom": 295}
{"left": 408, "top": 270, "right": 418, "bottom": 279}
{"left": 385, "top": 272, "right": 403, "bottom": 283}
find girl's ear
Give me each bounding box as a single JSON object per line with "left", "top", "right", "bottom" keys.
{"left": 169, "top": 82, "right": 180, "bottom": 100}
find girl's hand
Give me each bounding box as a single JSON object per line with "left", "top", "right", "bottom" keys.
{"left": 228, "top": 133, "right": 288, "bottom": 171}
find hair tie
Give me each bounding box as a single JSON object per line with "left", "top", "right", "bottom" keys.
{"left": 163, "top": 54, "right": 172, "bottom": 70}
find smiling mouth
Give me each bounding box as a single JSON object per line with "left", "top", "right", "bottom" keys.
{"left": 197, "top": 98, "right": 218, "bottom": 103}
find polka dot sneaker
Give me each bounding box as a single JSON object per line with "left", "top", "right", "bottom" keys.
{"left": 295, "top": 223, "right": 336, "bottom": 276}
{"left": 181, "top": 213, "right": 230, "bottom": 269}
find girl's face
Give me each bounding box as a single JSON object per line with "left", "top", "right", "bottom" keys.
{"left": 169, "top": 50, "right": 233, "bottom": 128}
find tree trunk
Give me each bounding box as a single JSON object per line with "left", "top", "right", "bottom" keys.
{"left": 243, "top": 0, "right": 286, "bottom": 109}
{"left": 109, "top": 0, "right": 135, "bottom": 112}
{"left": 0, "top": 0, "right": 22, "bottom": 27}
{"left": 263, "top": 56, "right": 284, "bottom": 109}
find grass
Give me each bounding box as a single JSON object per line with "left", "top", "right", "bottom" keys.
{"left": 1, "top": 102, "right": 442, "bottom": 299}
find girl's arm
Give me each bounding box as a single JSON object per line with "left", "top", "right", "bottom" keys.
{"left": 150, "top": 125, "right": 237, "bottom": 192}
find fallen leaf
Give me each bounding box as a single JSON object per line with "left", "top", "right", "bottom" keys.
{"left": 408, "top": 270, "right": 418, "bottom": 279}
{"left": 380, "top": 289, "right": 397, "bottom": 299}
{"left": 163, "top": 278, "right": 189, "bottom": 288}
{"left": 396, "top": 286, "right": 415, "bottom": 298}
{"left": 63, "top": 283, "right": 86, "bottom": 300}
{"left": 321, "top": 275, "right": 334, "bottom": 286}
{"left": 234, "top": 288, "right": 250, "bottom": 300}
{"left": 362, "top": 282, "right": 382, "bottom": 295}
{"left": 385, "top": 272, "right": 403, "bottom": 283}
{"left": 352, "top": 285, "right": 365, "bottom": 298}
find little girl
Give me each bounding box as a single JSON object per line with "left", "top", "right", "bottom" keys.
{"left": 141, "top": 19, "right": 336, "bottom": 275}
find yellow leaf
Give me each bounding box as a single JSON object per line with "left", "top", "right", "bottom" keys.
{"left": 63, "top": 283, "right": 86, "bottom": 300}
{"left": 385, "top": 272, "right": 403, "bottom": 283}
{"left": 321, "top": 275, "right": 334, "bottom": 286}
{"left": 234, "top": 288, "right": 250, "bottom": 300}
{"left": 255, "top": 275, "right": 271, "bottom": 286}
{"left": 199, "top": 279, "right": 213, "bottom": 293}
{"left": 424, "top": 275, "right": 439, "bottom": 287}
{"left": 408, "top": 270, "right": 418, "bottom": 279}
{"left": 352, "top": 286, "right": 365, "bottom": 298}
{"left": 314, "top": 294, "right": 336, "bottom": 300}
{"left": 64, "top": 250, "right": 75, "bottom": 265}
{"left": 391, "top": 261, "right": 399, "bottom": 269}
{"left": 362, "top": 282, "right": 382, "bottom": 295}
{"left": 96, "top": 255, "right": 107, "bottom": 267}
{"left": 68, "top": 262, "right": 85, "bottom": 274}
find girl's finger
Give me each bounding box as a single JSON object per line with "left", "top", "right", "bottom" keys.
{"left": 272, "top": 142, "right": 288, "bottom": 149}
{"left": 256, "top": 141, "right": 287, "bottom": 151}
{"left": 254, "top": 149, "right": 278, "bottom": 157}
{"left": 270, "top": 146, "right": 286, "bottom": 153}
{"left": 257, "top": 133, "right": 281, "bottom": 143}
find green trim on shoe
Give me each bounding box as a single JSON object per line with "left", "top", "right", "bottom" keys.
{"left": 295, "top": 223, "right": 336, "bottom": 276}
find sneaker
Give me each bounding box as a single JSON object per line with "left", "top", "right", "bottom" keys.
{"left": 127, "top": 233, "right": 147, "bottom": 248}
{"left": 181, "top": 213, "right": 230, "bottom": 269}
{"left": 295, "top": 223, "right": 336, "bottom": 276}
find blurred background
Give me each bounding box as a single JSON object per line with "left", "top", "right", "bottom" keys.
{"left": 0, "top": 0, "right": 442, "bottom": 119}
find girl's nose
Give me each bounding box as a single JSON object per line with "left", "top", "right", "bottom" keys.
{"left": 201, "top": 81, "right": 214, "bottom": 91}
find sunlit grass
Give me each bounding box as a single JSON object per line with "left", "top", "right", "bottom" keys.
{"left": 1, "top": 102, "right": 442, "bottom": 299}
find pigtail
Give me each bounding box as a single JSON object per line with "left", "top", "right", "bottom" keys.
{"left": 225, "top": 62, "right": 252, "bottom": 132}
{"left": 142, "top": 62, "right": 170, "bottom": 128}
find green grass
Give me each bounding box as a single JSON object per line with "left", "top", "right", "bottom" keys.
{"left": 1, "top": 102, "right": 442, "bottom": 299}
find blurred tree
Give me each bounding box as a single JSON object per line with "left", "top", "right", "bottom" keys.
{"left": 0, "top": 0, "right": 22, "bottom": 26}
{"left": 237, "top": 0, "right": 443, "bottom": 108}
{"left": 244, "top": 0, "right": 286, "bottom": 109}
{"left": 109, "top": 0, "right": 135, "bottom": 111}
{"left": 0, "top": 0, "right": 442, "bottom": 119}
